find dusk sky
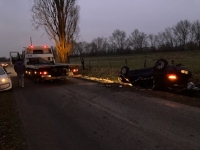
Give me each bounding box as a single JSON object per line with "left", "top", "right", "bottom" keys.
{"left": 0, "top": 0, "right": 200, "bottom": 57}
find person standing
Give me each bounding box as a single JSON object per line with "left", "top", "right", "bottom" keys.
{"left": 80, "top": 57, "right": 85, "bottom": 70}
{"left": 14, "top": 58, "right": 25, "bottom": 87}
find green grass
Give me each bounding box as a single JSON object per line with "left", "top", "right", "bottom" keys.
{"left": 0, "top": 90, "right": 26, "bottom": 150}
{"left": 71, "top": 50, "right": 200, "bottom": 82}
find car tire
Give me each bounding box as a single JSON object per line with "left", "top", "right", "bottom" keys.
{"left": 120, "top": 66, "right": 129, "bottom": 76}
{"left": 153, "top": 59, "right": 168, "bottom": 75}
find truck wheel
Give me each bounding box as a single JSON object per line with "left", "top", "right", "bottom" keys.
{"left": 121, "top": 66, "right": 129, "bottom": 76}
{"left": 153, "top": 59, "right": 168, "bottom": 75}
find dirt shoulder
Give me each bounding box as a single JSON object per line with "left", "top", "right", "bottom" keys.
{"left": 79, "top": 75, "right": 200, "bottom": 109}
{"left": 0, "top": 90, "right": 26, "bottom": 150}
{"left": 0, "top": 66, "right": 26, "bottom": 150}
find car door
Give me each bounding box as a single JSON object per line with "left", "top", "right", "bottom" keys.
{"left": 9, "top": 52, "right": 20, "bottom": 65}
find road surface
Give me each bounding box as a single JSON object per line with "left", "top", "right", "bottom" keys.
{"left": 8, "top": 66, "right": 200, "bottom": 150}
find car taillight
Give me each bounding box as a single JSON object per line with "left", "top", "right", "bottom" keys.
{"left": 167, "top": 74, "right": 177, "bottom": 80}
{"left": 40, "top": 71, "right": 48, "bottom": 75}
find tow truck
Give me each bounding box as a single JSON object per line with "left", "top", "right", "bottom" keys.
{"left": 10, "top": 45, "right": 80, "bottom": 83}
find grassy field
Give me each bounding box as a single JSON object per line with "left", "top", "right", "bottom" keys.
{"left": 0, "top": 90, "right": 26, "bottom": 150}
{"left": 70, "top": 50, "right": 200, "bottom": 82}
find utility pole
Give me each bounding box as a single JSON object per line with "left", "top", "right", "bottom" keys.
{"left": 30, "top": 37, "right": 32, "bottom": 46}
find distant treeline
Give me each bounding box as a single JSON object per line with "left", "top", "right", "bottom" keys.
{"left": 72, "top": 19, "right": 200, "bottom": 56}
{"left": 0, "top": 57, "right": 9, "bottom": 62}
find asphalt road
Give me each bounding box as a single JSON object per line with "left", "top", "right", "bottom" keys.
{"left": 8, "top": 66, "right": 200, "bottom": 150}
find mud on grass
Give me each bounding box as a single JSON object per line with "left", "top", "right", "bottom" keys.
{"left": 0, "top": 90, "right": 26, "bottom": 150}
{"left": 80, "top": 67, "right": 120, "bottom": 82}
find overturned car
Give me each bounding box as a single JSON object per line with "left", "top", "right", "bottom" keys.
{"left": 118, "top": 59, "right": 199, "bottom": 92}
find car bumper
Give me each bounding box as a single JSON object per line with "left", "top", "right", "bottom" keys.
{"left": 0, "top": 82, "right": 12, "bottom": 91}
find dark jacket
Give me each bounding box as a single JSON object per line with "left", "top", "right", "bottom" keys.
{"left": 14, "top": 60, "right": 25, "bottom": 74}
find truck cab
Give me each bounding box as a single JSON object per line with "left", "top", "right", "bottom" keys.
{"left": 23, "top": 45, "right": 55, "bottom": 66}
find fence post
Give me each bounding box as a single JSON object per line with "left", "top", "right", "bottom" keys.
{"left": 89, "top": 60, "right": 91, "bottom": 71}
{"left": 98, "top": 58, "right": 100, "bottom": 70}
{"left": 171, "top": 60, "right": 174, "bottom": 65}
{"left": 144, "top": 59, "right": 146, "bottom": 68}
{"left": 125, "top": 59, "right": 127, "bottom": 66}
{"left": 108, "top": 58, "right": 112, "bottom": 69}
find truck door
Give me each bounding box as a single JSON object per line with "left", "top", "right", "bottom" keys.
{"left": 9, "top": 52, "right": 20, "bottom": 65}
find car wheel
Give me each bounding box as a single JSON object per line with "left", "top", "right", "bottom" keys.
{"left": 121, "top": 66, "right": 129, "bottom": 76}
{"left": 153, "top": 59, "right": 168, "bottom": 75}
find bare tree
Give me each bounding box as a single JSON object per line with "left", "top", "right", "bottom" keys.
{"left": 162, "top": 27, "right": 175, "bottom": 50}
{"left": 73, "top": 41, "right": 88, "bottom": 56}
{"left": 191, "top": 20, "right": 200, "bottom": 50}
{"left": 109, "top": 29, "right": 127, "bottom": 51}
{"left": 91, "top": 37, "right": 108, "bottom": 55}
{"left": 148, "top": 34, "right": 158, "bottom": 50}
{"left": 173, "top": 20, "right": 191, "bottom": 50}
{"left": 148, "top": 34, "right": 154, "bottom": 48}
{"left": 128, "top": 29, "right": 148, "bottom": 51}
{"left": 31, "top": 0, "right": 80, "bottom": 63}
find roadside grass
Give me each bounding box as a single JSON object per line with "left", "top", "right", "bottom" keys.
{"left": 71, "top": 50, "right": 200, "bottom": 83}
{"left": 0, "top": 90, "right": 25, "bottom": 150}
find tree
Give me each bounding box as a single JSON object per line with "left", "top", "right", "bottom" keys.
{"left": 128, "top": 29, "right": 148, "bottom": 51}
{"left": 0, "top": 57, "right": 8, "bottom": 62}
{"left": 31, "top": 0, "right": 80, "bottom": 63}
{"left": 191, "top": 20, "right": 200, "bottom": 50}
{"left": 148, "top": 34, "right": 157, "bottom": 51}
{"left": 91, "top": 37, "right": 108, "bottom": 55}
{"left": 158, "top": 28, "right": 176, "bottom": 51}
{"left": 73, "top": 41, "right": 88, "bottom": 56}
{"left": 173, "top": 20, "right": 191, "bottom": 50}
{"left": 109, "top": 29, "right": 127, "bottom": 52}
